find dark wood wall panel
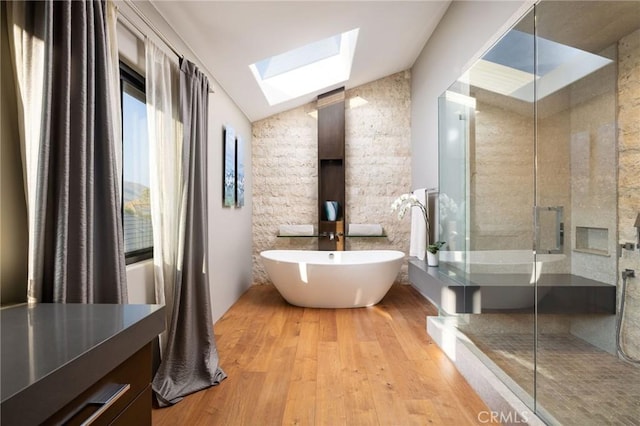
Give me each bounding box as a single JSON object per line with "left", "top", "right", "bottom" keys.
{"left": 318, "top": 102, "right": 345, "bottom": 159}
{"left": 317, "top": 88, "right": 345, "bottom": 251}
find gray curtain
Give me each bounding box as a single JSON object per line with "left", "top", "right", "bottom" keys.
{"left": 152, "top": 59, "right": 226, "bottom": 406}
{"left": 9, "top": 0, "right": 127, "bottom": 303}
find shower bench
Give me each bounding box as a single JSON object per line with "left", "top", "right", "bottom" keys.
{"left": 408, "top": 258, "right": 616, "bottom": 314}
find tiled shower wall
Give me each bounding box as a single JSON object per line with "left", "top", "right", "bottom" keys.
{"left": 252, "top": 71, "right": 412, "bottom": 285}
{"left": 618, "top": 28, "right": 640, "bottom": 359}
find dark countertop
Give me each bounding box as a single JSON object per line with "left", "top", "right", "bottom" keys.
{"left": 1, "top": 303, "right": 164, "bottom": 424}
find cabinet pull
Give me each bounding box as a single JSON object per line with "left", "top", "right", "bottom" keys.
{"left": 79, "top": 383, "right": 130, "bottom": 425}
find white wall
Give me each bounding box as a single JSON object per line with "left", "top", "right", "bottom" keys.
{"left": 120, "top": 2, "right": 253, "bottom": 323}
{"left": 207, "top": 84, "right": 253, "bottom": 323}
{"left": 411, "top": 0, "right": 533, "bottom": 189}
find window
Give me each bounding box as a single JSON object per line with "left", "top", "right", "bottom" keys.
{"left": 249, "top": 28, "right": 359, "bottom": 106}
{"left": 120, "top": 62, "right": 153, "bottom": 264}
{"left": 461, "top": 30, "right": 612, "bottom": 102}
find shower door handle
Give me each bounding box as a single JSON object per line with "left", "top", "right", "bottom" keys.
{"left": 535, "top": 206, "right": 564, "bottom": 254}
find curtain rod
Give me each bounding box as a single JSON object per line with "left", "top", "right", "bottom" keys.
{"left": 119, "top": 0, "right": 215, "bottom": 94}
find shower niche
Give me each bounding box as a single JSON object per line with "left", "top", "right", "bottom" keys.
{"left": 429, "top": 1, "right": 640, "bottom": 425}
{"left": 575, "top": 226, "right": 610, "bottom": 256}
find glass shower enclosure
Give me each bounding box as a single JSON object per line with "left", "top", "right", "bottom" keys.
{"left": 436, "top": 1, "right": 640, "bottom": 424}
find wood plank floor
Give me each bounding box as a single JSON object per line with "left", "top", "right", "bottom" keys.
{"left": 152, "top": 284, "right": 499, "bottom": 425}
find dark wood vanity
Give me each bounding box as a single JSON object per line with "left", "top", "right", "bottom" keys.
{"left": 1, "top": 303, "right": 164, "bottom": 425}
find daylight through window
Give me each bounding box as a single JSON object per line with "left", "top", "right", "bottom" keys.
{"left": 120, "top": 63, "right": 153, "bottom": 264}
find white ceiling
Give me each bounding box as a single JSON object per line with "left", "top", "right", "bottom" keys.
{"left": 150, "top": 1, "right": 451, "bottom": 122}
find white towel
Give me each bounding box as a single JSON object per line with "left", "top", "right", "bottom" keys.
{"left": 348, "top": 224, "right": 383, "bottom": 236}
{"left": 409, "top": 188, "right": 427, "bottom": 260}
{"left": 279, "top": 224, "right": 314, "bottom": 236}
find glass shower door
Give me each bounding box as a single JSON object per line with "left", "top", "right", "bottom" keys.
{"left": 438, "top": 84, "right": 470, "bottom": 259}
{"left": 438, "top": 8, "right": 539, "bottom": 411}
{"left": 533, "top": 1, "right": 636, "bottom": 424}
{"left": 468, "top": 9, "right": 538, "bottom": 407}
{"left": 437, "top": 2, "right": 640, "bottom": 423}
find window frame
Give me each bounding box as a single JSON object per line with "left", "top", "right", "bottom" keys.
{"left": 120, "top": 61, "right": 153, "bottom": 265}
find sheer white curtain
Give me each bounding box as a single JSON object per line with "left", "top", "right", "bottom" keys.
{"left": 7, "top": 1, "right": 48, "bottom": 302}
{"left": 146, "top": 39, "right": 183, "bottom": 354}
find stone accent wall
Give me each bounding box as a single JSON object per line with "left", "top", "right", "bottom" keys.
{"left": 618, "top": 28, "right": 640, "bottom": 359}
{"left": 473, "top": 92, "right": 534, "bottom": 253}
{"left": 566, "top": 51, "right": 618, "bottom": 284}
{"left": 252, "top": 103, "right": 319, "bottom": 284}
{"left": 344, "top": 71, "right": 412, "bottom": 255}
{"left": 252, "top": 71, "right": 412, "bottom": 285}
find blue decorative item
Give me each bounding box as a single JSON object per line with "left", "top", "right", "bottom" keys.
{"left": 324, "top": 201, "right": 339, "bottom": 221}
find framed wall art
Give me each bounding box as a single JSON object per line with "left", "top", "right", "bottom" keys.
{"left": 223, "top": 125, "right": 236, "bottom": 207}
{"left": 236, "top": 135, "right": 245, "bottom": 207}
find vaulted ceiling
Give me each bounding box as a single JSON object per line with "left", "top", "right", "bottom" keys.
{"left": 150, "top": 1, "right": 451, "bottom": 122}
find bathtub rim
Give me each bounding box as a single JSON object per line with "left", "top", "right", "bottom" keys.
{"left": 260, "top": 249, "right": 406, "bottom": 266}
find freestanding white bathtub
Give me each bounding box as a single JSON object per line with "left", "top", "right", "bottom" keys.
{"left": 260, "top": 250, "right": 405, "bottom": 308}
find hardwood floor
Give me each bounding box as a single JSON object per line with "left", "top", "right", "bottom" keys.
{"left": 152, "top": 284, "right": 499, "bottom": 425}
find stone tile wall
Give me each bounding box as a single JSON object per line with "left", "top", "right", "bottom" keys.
{"left": 617, "top": 28, "right": 640, "bottom": 359}
{"left": 252, "top": 71, "right": 412, "bottom": 285}
{"left": 473, "top": 91, "right": 535, "bottom": 253}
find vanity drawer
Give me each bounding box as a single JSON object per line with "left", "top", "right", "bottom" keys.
{"left": 111, "top": 385, "right": 152, "bottom": 425}
{"left": 45, "top": 343, "right": 152, "bottom": 425}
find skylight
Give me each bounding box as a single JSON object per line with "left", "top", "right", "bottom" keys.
{"left": 461, "top": 30, "right": 613, "bottom": 102}
{"left": 250, "top": 28, "right": 359, "bottom": 106}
